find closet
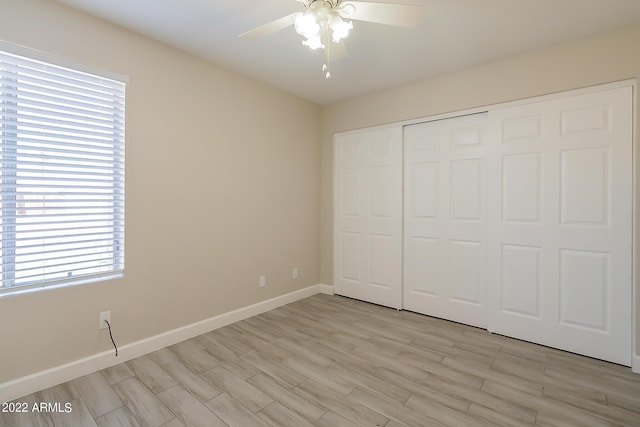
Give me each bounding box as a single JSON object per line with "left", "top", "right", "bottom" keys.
{"left": 333, "top": 84, "right": 633, "bottom": 365}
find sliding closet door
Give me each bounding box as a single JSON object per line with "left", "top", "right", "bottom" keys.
{"left": 334, "top": 127, "right": 403, "bottom": 309}
{"left": 403, "top": 113, "right": 488, "bottom": 328}
{"left": 487, "top": 86, "right": 633, "bottom": 365}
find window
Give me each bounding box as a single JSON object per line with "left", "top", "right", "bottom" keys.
{"left": 0, "top": 48, "right": 125, "bottom": 295}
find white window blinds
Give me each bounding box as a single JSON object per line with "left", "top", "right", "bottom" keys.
{"left": 0, "top": 49, "right": 125, "bottom": 294}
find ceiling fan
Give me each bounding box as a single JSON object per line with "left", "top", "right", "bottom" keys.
{"left": 239, "top": 0, "right": 424, "bottom": 79}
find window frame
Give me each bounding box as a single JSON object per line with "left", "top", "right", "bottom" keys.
{"left": 0, "top": 42, "right": 127, "bottom": 296}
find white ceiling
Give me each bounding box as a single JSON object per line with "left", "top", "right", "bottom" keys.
{"left": 54, "top": 0, "right": 640, "bottom": 105}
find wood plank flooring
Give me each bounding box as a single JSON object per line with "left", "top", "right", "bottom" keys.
{"left": 2, "top": 294, "right": 640, "bottom": 426}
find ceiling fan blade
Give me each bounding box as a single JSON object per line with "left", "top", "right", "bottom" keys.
{"left": 239, "top": 13, "right": 297, "bottom": 40}
{"left": 340, "top": 1, "right": 424, "bottom": 28}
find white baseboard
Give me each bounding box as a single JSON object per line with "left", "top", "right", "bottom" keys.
{"left": 0, "top": 283, "right": 334, "bottom": 403}
{"left": 317, "top": 283, "right": 334, "bottom": 295}
{"left": 633, "top": 354, "right": 640, "bottom": 374}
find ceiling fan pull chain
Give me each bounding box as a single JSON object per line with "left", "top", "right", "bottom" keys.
{"left": 322, "top": 25, "right": 332, "bottom": 78}
{"left": 322, "top": 63, "right": 331, "bottom": 79}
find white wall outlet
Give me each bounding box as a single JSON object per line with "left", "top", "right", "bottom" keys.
{"left": 292, "top": 267, "right": 299, "bottom": 279}
{"left": 99, "top": 311, "right": 111, "bottom": 329}
{"left": 259, "top": 275, "right": 266, "bottom": 288}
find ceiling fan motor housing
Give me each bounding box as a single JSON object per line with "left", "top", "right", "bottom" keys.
{"left": 302, "top": 0, "right": 341, "bottom": 8}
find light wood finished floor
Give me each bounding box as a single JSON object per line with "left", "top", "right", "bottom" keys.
{"left": 2, "top": 294, "right": 640, "bottom": 426}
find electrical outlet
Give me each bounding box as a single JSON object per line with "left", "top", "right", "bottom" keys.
{"left": 99, "top": 311, "right": 111, "bottom": 329}
{"left": 259, "top": 275, "right": 266, "bottom": 288}
{"left": 292, "top": 267, "right": 299, "bottom": 279}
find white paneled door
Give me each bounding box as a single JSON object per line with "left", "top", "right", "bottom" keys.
{"left": 334, "top": 127, "right": 403, "bottom": 309}
{"left": 487, "top": 86, "right": 633, "bottom": 365}
{"left": 403, "top": 114, "right": 488, "bottom": 328}
{"left": 333, "top": 84, "right": 633, "bottom": 365}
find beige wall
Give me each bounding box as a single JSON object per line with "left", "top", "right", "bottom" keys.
{"left": 0, "top": 0, "right": 321, "bottom": 384}
{"left": 320, "top": 23, "right": 640, "bottom": 356}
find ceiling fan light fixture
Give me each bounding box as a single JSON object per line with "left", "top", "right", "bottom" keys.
{"left": 329, "top": 15, "right": 353, "bottom": 43}
{"left": 294, "top": 12, "right": 320, "bottom": 40}
{"left": 295, "top": 2, "right": 353, "bottom": 49}
{"left": 303, "top": 35, "right": 325, "bottom": 49}
{"left": 336, "top": 2, "right": 356, "bottom": 17}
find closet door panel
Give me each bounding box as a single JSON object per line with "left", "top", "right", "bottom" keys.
{"left": 334, "top": 127, "right": 403, "bottom": 309}
{"left": 487, "top": 86, "right": 633, "bottom": 365}
{"left": 403, "top": 113, "right": 488, "bottom": 328}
